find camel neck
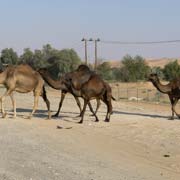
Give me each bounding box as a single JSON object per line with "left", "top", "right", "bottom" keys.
{"left": 40, "top": 72, "right": 63, "bottom": 90}
{"left": 152, "top": 80, "right": 171, "bottom": 94}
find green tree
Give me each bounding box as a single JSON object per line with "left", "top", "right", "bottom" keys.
{"left": 119, "top": 54, "right": 150, "bottom": 82}
{"left": 112, "top": 67, "right": 122, "bottom": 81}
{"left": 0, "top": 48, "right": 19, "bottom": 65}
{"left": 19, "top": 48, "right": 34, "bottom": 66}
{"left": 163, "top": 60, "right": 180, "bottom": 80}
{"left": 96, "top": 62, "right": 114, "bottom": 80}
{"left": 134, "top": 55, "right": 150, "bottom": 80}
{"left": 33, "top": 49, "right": 50, "bottom": 69}
{"left": 47, "top": 48, "right": 81, "bottom": 78}
{"left": 151, "top": 66, "right": 164, "bottom": 79}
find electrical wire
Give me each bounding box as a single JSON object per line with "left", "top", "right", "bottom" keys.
{"left": 100, "top": 39, "right": 180, "bottom": 45}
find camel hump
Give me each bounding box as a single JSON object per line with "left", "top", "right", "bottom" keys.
{"left": 77, "top": 64, "right": 91, "bottom": 73}
{"left": 71, "top": 65, "right": 94, "bottom": 90}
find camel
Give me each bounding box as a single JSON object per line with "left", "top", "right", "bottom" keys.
{"left": 0, "top": 64, "right": 51, "bottom": 119}
{"left": 148, "top": 73, "right": 180, "bottom": 120}
{"left": 62, "top": 64, "right": 113, "bottom": 123}
{"left": 38, "top": 68, "right": 101, "bottom": 117}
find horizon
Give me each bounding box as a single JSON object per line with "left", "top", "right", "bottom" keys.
{"left": 0, "top": 0, "right": 180, "bottom": 62}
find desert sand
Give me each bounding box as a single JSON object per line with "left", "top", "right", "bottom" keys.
{"left": 0, "top": 88, "right": 180, "bottom": 180}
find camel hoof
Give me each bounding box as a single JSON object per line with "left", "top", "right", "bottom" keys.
{"left": 78, "top": 121, "right": 83, "bottom": 124}
{"left": 52, "top": 114, "right": 58, "bottom": 118}
{"left": 95, "top": 119, "right": 99, "bottom": 122}
{"left": 48, "top": 114, "right": 51, "bottom": 120}
{"left": 27, "top": 116, "right": 32, "bottom": 119}
{"left": 168, "top": 117, "right": 174, "bottom": 120}
{"left": 45, "top": 117, "right": 51, "bottom": 120}
{"left": 104, "top": 119, "right": 110, "bottom": 122}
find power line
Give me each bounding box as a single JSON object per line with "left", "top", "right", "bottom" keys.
{"left": 100, "top": 39, "right": 180, "bottom": 45}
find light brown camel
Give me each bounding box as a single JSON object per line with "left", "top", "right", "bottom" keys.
{"left": 0, "top": 64, "right": 51, "bottom": 119}
{"left": 62, "top": 64, "right": 113, "bottom": 123}
{"left": 149, "top": 73, "right": 180, "bottom": 120}
{"left": 38, "top": 68, "right": 101, "bottom": 117}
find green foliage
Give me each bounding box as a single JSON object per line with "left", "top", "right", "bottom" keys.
{"left": 46, "top": 48, "right": 81, "bottom": 78}
{"left": 118, "top": 55, "right": 150, "bottom": 82}
{"left": 96, "top": 62, "right": 114, "bottom": 80}
{"left": 151, "top": 66, "right": 164, "bottom": 79}
{"left": 163, "top": 60, "right": 180, "bottom": 81}
{"left": 113, "top": 68, "right": 122, "bottom": 81}
{"left": 18, "top": 44, "right": 82, "bottom": 79}
{"left": 0, "top": 48, "right": 19, "bottom": 65}
{"left": 19, "top": 48, "right": 34, "bottom": 66}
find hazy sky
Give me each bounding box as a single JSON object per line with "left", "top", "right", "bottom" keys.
{"left": 0, "top": 0, "right": 180, "bottom": 62}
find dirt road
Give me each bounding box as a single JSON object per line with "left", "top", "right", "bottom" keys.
{"left": 0, "top": 89, "right": 180, "bottom": 180}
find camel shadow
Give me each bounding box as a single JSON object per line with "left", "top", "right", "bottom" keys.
{"left": 113, "top": 110, "right": 172, "bottom": 120}
{"left": 11, "top": 108, "right": 50, "bottom": 119}
{"left": 14, "top": 108, "right": 81, "bottom": 120}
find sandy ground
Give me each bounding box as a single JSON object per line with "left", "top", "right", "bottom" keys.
{"left": 0, "top": 89, "right": 180, "bottom": 180}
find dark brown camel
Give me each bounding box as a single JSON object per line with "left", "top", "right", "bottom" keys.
{"left": 62, "top": 64, "right": 113, "bottom": 123}
{"left": 0, "top": 64, "right": 51, "bottom": 119}
{"left": 149, "top": 73, "right": 180, "bottom": 120}
{"left": 38, "top": 68, "right": 101, "bottom": 117}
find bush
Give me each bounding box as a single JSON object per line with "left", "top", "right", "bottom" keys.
{"left": 163, "top": 60, "right": 180, "bottom": 81}
{"left": 116, "top": 55, "right": 150, "bottom": 82}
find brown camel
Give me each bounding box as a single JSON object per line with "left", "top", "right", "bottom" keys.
{"left": 0, "top": 64, "right": 51, "bottom": 119}
{"left": 62, "top": 64, "right": 113, "bottom": 123}
{"left": 149, "top": 73, "right": 180, "bottom": 120}
{"left": 38, "top": 68, "right": 101, "bottom": 117}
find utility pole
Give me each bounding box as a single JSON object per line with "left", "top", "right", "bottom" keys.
{"left": 89, "top": 38, "right": 100, "bottom": 69}
{"left": 94, "top": 38, "right": 100, "bottom": 69}
{"left": 81, "top": 38, "right": 88, "bottom": 64}
{"left": 82, "top": 38, "right": 100, "bottom": 68}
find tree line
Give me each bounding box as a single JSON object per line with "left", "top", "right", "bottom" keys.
{"left": 0, "top": 44, "right": 81, "bottom": 79}
{"left": 0, "top": 44, "right": 179, "bottom": 82}
{"left": 97, "top": 55, "right": 180, "bottom": 82}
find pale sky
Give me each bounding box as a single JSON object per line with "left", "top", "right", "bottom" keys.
{"left": 0, "top": 0, "right": 180, "bottom": 62}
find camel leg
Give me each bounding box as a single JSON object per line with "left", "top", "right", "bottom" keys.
{"left": 28, "top": 94, "right": 39, "bottom": 119}
{"left": 41, "top": 86, "right": 51, "bottom": 119}
{"left": 86, "top": 102, "right": 99, "bottom": 122}
{"left": 87, "top": 102, "right": 95, "bottom": 116}
{"left": 172, "top": 98, "right": 180, "bottom": 119}
{"left": 102, "top": 96, "right": 112, "bottom": 122}
{"left": 10, "top": 93, "right": 16, "bottom": 118}
{"left": 86, "top": 99, "right": 101, "bottom": 117}
{"left": 0, "top": 89, "right": 13, "bottom": 118}
{"left": 74, "top": 96, "right": 82, "bottom": 116}
{"left": 94, "top": 99, "right": 101, "bottom": 115}
{"left": 169, "top": 96, "right": 175, "bottom": 120}
{"left": 79, "top": 99, "right": 88, "bottom": 124}
{"left": 106, "top": 100, "right": 112, "bottom": 122}
{"left": 53, "top": 91, "right": 66, "bottom": 117}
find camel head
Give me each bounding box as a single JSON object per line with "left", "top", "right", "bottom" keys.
{"left": 148, "top": 73, "right": 160, "bottom": 83}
